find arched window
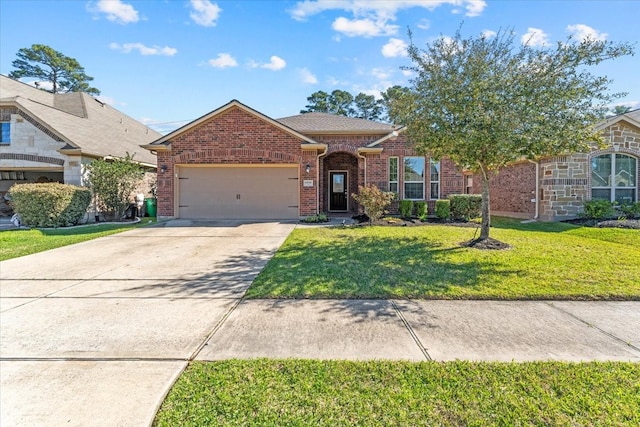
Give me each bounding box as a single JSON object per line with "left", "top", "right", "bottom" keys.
{"left": 591, "top": 154, "right": 637, "bottom": 203}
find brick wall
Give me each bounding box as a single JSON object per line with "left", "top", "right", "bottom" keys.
{"left": 477, "top": 161, "right": 536, "bottom": 217}
{"left": 157, "top": 106, "right": 306, "bottom": 217}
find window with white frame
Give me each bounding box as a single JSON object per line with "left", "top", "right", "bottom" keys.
{"left": 403, "top": 156, "right": 425, "bottom": 200}
{"left": 0, "top": 122, "right": 10, "bottom": 145}
{"left": 388, "top": 156, "right": 398, "bottom": 194}
{"left": 591, "top": 153, "right": 637, "bottom": 203}
{"left": 430, "top": 160, "right": 440, "bottom": 199}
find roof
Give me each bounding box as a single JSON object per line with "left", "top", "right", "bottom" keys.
{"left": 277, "top": 112, "right": 395, "bottom": 134}
{"left": 0, "top": 75, "right": 159, "bottom": 166}
{"left": 146, "top": 99, "right": 319, "bottom": 147}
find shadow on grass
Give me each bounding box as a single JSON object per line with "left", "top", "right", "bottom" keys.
{"left": 246, "top": 231, "right": 521, "bottom": 299}
{"left": 489, "top": 217, "right": 579, "bottom": 233}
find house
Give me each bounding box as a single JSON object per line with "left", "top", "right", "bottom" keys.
{"left": 142, "top": 100, "right": 466, "bottom": 220}
{"left": 482, "top": 109, "right": 640, "bottom": 221}
{"left": 0, "top": 74, "right": 160, "bottom": 214}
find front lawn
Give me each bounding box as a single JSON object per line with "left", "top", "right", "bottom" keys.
{"left": 0, "top": 218, "right": 157, "bottom": 261}
{"left": 153, "top": 359, "right": 640, "bottom": 427}
{"left": 247, "top": 218, "right": 640, "bottom": 299}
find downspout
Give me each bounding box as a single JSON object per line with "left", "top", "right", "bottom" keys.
{"left": 316, "top": 146, "right": 328, "bottom": 215}
{"left": 527, "top": 159, "right": 540, "bottom": 220}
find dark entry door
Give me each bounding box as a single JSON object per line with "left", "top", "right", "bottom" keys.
{"left": 329, "top": 171, "right": 348, "bottom": 211}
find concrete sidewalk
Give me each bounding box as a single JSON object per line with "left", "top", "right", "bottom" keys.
{"left": 198, "top": 299, "right": 640, "bottom": 362}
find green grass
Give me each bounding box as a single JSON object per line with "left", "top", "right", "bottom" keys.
{"left": 0, "top": 218, "right": 157, "bottom": 261}
{"left": 154, "top": 359, "right": 640, "bottom": 427}
{"left": 247, "top": 218, "right": 640, "bottom": 299}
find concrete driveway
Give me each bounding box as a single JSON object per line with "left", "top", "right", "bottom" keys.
{"left": 0, "top": 220, "right": 296, "bottom": 427}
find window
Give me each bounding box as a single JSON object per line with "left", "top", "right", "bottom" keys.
{"left": 0, "top": 122, "right": 10, "bottom": 145}
{"left": 430, "top": 160, "right": 440, "bottom": 199}
{"left": 465, "top": 175, "right": 474, "bottom": 194}
{"left": 591, "top": 154, "right": 637, "bottom": 203}
{"left": 403, "top": 156, "right": 425, "bottom": 200}
{"left": 388, "top": 156, "right": 398, "bottom": 194}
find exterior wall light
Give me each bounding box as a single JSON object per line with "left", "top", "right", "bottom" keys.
{"left": 305, "top": 163, "right": 311, "bottom": 174}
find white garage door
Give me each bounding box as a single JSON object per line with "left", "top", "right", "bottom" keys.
{"left": 177, "top": 166, "right": 299, "bottom": 219}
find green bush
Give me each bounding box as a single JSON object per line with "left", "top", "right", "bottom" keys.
{"left": 415, "top": 201, "right": 427, "bottom": 220}
{"left": 302, "top": 213, "right": 329, "bottom": 223}
{"left": 435, "top": 199, "right": 450, "bottom": 220}
{"left": 399, "top": 200, "right": 414, "bottom": 218}
{"left": 449, "top": 194, "right": 482, "bottom": 221}
{"left": 580, "top": 199, "right": 616, "bottom": 220}
{"left": 10, "top": 183, "right": 91, "bottom": 227}
{"left": 619, "top": 202, "right": 640, "bottom": 219}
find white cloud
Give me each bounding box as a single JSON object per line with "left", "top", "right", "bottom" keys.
{"left": 481, "top": 29, "right": 497, "bottom": 39}
{"left": 332, "top": 17, "right": 398, "bottom": 37}
{"left": 416, "top": 19, "right": 430, "bottom": 30}
{"left": 94, "top": 0, "right": 139, "bottom": 24}
{"left": 567, "top": 24, "right": 607, "bottom": 41}
{"left": 299, "top": 68, "right": 318, "bottom": 84}
{"left": 110, "top": 42, "right": 177, "bottom": 56}
{"left": 521, "top": 27, "right": 549, "bottom": 47}
{"left": 249, "top": 56, "right": 287, "bottom": 71}
{"left": 382, "top": 38, "right": 408, "bottom": 57}
{"left": 207, "top": 53, "right": 238, "bottom": 68}
{"left": 262, "top": 56, "right": 287, "bottom": 71}
{"left": 190, "top": 0, "right": 222, "bottom": 27}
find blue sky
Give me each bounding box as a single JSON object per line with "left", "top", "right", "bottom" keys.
{"left": 1, "top": 0, "right": 638, "bottom": 134}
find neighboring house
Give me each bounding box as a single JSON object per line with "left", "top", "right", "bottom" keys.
{"left": 0, "top": 74, "right": 160, "bottom": 214}
{"left": 142, "top": 100, "right": 466, "bottom": 220}
{"left": 479, "top": 109, "right": 640, "bottom": 221}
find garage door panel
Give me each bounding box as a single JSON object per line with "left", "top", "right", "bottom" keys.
{"left": 178, "top": 167, "right": 299, "bottom": 220}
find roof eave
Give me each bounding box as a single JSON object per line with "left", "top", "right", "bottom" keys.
{"left": 366, "top": 127, "right": 407, "bottom": 147}
{"left": 301, "top": 143, "right": 328, "bottom": 150}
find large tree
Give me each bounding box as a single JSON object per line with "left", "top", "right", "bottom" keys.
{"left": 9, "top": 44, "right": 100, "bottom": 95}
{"left": 388, "top": 29, "right": 633, "bottom": 244}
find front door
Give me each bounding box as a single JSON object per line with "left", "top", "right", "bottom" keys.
{"left": 329, "top": 171, "right": 348, "bottom": 211}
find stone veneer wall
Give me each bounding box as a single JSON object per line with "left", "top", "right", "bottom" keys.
{"left": 539, "top": 121, "right": 640, "bottom": 221}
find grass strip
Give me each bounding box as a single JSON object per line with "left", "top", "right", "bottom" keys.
{"left": 154, "top": 359, "right": 640, "bottom": 427}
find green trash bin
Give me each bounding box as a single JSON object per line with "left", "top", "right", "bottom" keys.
{"left": 144, "top": 198, "right": 157, "bottom": 217}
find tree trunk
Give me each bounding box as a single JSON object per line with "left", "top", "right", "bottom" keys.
{"left": 480, "top": 169, "right": 491, "bottom": 240}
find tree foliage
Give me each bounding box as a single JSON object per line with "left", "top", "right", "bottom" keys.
{"left": 302, "top": 89, "right": 387, "bottom": 121}
{"left": 9, "top": 44, "right": 100, "bottom": 95}
{"left": 86, "top": 154, "right": 144, "bottom": 220}
{"left": 388, "top": 29, "right": 634, "bottom": 241}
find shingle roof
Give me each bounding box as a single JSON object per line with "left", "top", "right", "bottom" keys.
{"left": 0, "top": 75, "right": 159, "bottom": 165}
{"left": 277, "top": 112, "right": 395, "bottom": 134}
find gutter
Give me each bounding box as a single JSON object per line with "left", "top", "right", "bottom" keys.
{"left": 527, "top": 159, "right": 540, "bottom": 220}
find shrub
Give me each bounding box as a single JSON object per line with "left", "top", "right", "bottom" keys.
{"left": 399, "top": 200, "right": 414, "bottom": 218}
{"left": 619, "top": 202, "right": 640, "bottom": 219}
{"left": 9, "top": 183, "right": 91, "bottom": 227}
{"left": 449, "top": 194, "right": 482, "bottom": 221}
{"left": 580, "top": 199, "right": 616, "bottom": 220}
{"left": 435, "top": 199, "right": 450, "bottom": 220}
{"left": 415, "top": 201, "right": 427, "bottom": 220}
{"left": 302, "top": 213, "right": 329, "bottom": 223}
{"left": 352, "top": 184, "right": 395, "bottom": 224}
{"left": 86, "top": 153, "right": 145, "bottom": 220}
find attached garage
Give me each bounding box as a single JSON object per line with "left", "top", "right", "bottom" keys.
{"left": 177, "top": 165, "right": 299, "bottom": 220}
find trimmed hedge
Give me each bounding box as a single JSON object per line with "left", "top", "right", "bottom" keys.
{"left": 435, "top": 199, "right": 450, "bottom": 220}
{"left": 399, "top": 200, "right": 414, "bottom": 218}
{"left": 415, "top": 201, "right": 427, "bottom": 220}
{"left": 449, "top": 194, "right": 482, "bottom": 221}
{"left": 10, "top": 183, "right": 91, "bottom": 227}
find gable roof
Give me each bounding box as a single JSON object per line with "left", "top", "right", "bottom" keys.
{"left": 146, "top": 100, "right": 319, "bottom": 148}
{"left": 277, "top": 112, "right": 396, "bottom": 134}
{"left": 0, "top": 75, "right": 159, "bottom": 166}
{"left": 596, "top": 108, "right": 640, "bottom": 132}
